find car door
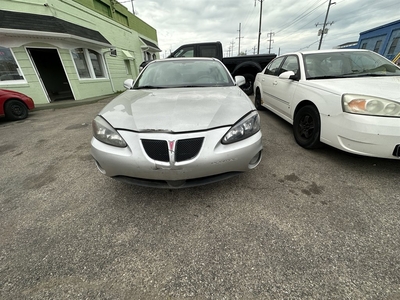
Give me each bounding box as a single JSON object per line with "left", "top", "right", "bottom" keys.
{"left": 259, "top": 56, "right": 285, "bottom": 110}
{"left": 270, "top": 55, "right": 300, "bottom": 120}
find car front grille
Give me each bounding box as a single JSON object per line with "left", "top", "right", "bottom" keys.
{"left": 141, "top": 137, "right": 204, "bottom": 162}
{"left": 141, "top": 139, "right": 169, "bottom": 162}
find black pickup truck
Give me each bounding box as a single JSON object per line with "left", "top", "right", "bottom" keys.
{"left": 167, "top": 41, "right": 276, "bottom": 95}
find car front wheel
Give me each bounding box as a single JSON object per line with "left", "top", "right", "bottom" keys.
{"left": 293, "top": 105, "right": 322, "bottom": 149}
{"left": 4, "top": 99, "right": 28, "bottom": 121}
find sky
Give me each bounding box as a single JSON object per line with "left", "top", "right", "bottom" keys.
{"left": 118, "top": 0, "right": 399, "bottom": 58}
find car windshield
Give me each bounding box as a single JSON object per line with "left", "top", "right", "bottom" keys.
{"left": 133, "top": 59, "right": 234, "bottom": 89}
{"left": 304, "top": 51, "right": 400, "bottom": 80}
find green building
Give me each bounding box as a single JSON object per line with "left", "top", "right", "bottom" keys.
{"left": 0, "top": 0, "right": 161, "bottom": 104}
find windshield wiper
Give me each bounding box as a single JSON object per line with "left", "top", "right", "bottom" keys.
{"left": 308, "top": 75, "right": 345, "bottom": 80}
{"left": 178, "top": 85, "right": 210, "bottom": 88}
{"left": 346, "top": 73, "right": 399, "bottom": 77}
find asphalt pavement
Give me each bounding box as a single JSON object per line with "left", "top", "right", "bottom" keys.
{"left": 1, "top": 95, "right": 400, "bottom": 299}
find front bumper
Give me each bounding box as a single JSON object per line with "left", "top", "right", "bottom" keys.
{"left": 91, "top": 127, "right": 263, "bottom": 188}
{"left": 320, "top": 113, "right": 400, "bottom": 159}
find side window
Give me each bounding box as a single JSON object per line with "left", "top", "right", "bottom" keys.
{"left": 264, "top": 57, "right": 285, "bottom": 76}
{"left": 173, "top": 46, "right": 194, "bottom": 57}
{"left": 281, "top": 55, "right": 299, "bottom": 75}
{"left": 199, "top": 45, "right": 217, "bottom": 58}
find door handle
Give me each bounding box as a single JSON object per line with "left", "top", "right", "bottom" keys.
{"left": 273, "top": 81, "right": 278, "bottom": 85}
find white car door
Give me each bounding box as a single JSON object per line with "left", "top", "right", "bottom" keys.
{"left": 259, "top": 56, "right": 285, "bottom": 110}
{"left": 269, "top": 55, "right": 300, "bottom": 120}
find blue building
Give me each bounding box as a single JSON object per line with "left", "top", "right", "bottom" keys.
{"left": 356, "top": 19, "right": 400, "bottom": 61}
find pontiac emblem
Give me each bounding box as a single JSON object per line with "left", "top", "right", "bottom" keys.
{"left": 168, "top": 140, "right": 176, "bottom": 153}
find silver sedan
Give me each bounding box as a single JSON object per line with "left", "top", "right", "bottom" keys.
{"left": 91, "top": 58, "right": 263, "bottom": 188}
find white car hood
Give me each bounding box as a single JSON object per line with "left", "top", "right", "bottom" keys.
{"left": 99, "top": 87, "right": 254, "bottom": 132}
{"left": 303, "top": 76, "right": 400, "bottom": 102}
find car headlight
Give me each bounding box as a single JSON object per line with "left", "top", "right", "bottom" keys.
{"left": 222, "top": 111, "right": 261, "bottom": 144}
{"left": 342, "top": 94, "right": 400, "bottom": 117}
{"left": 92, "top": 116, "right": 127, "bottom": 147}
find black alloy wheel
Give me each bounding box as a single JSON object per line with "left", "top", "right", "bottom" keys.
{"left": 293, "top": 105, "right": 322, "bottom": 149}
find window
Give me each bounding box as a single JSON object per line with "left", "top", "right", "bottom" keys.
{"left": 173, "top": 46, "right": 194, "bottom": 58}
{"left": 94, "top": 0, "right": 111, "bottom": 17}
{"left": 373, "top": 40, "right": 382, "bottom": 52}
{"left": 281, "top": 56, "right": 299, "bottom": 75}
{"left": 264, "top": 57, "right": 285, "bottom": 76}
{"left": 361, "top": 43, "right": 367, "bottom": 49}
{"left": 88, "top": 50, "right": 105, "bottom": 78}
{"left": 115, "top": 11, "right": 128, "bottom": 26}
{"left": 71, "top": 48, "right": 105, "bottom": 79}
{"left": 0, "top": 46, "right": 25, "bottom": 82}
{"left": 124, "top": 60, "right": 132, "bottom": 75}
{"left": 143, "top": 51, "right": 151, "bottom": 61}
{"left": 388, "top": 37, "right": 399, "bottom": 55}
{"left": 199, "top": 45, "right": 217, "bottom": 58}
{"left": 71, "top": 48, "right": 90, "bottom": 78}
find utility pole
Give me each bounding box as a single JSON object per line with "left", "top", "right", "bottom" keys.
{"left": 236, "top": 23, "right": 244, "bottom": 55}
{"left": 255, "top": 0, "right": 264, "bottom": 54}
{"left": 267, "top": 31, "right": 274, "bottom": 54}
{"left": 318, "top": 0, "right": 336, "bottom": 50}
{"left": 230, "top": 40, "right": 235, "bottom": 57}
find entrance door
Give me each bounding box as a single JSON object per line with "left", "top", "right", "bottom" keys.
{"left": 28, "top": 48, "right": 74, "bottom": 102}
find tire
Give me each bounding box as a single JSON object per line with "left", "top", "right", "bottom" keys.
{"left": 4, "top": 99, "right": 28, "bottom": 121}
{"left": 293, "top": 105, "right": 322, "bottom": 149}
{"left": 240, "top": 73, "right": 255, "bottom": 95}
{"left": 254, "top": 88, "right": 265, "bottom": 110}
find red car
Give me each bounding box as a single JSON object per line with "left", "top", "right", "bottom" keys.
{"left": 0, "top": 89, "right": 35, "bottom": 121}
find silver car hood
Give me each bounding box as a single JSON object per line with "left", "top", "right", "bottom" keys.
{"left": 99, "top": 87, "right": 255, "bottom": 132}
{"left": 303, "top": 76, "right": 400, "bottom": 102}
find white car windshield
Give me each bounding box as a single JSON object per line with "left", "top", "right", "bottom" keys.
{"left": 133, "top": 59, "right": 234, "bottom": 89}
{"left": 304, "top": 51, "right": 400, "bottom": 79}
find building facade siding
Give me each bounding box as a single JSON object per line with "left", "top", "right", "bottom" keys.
{"left": 0, "top": 0, "right": 160, "bottom": 104}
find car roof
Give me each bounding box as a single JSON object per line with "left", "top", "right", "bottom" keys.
{"left": 279, "top": 49, "right": 371, "bottom": 57}
{"left": 143, "top": 57, "right": 223, "bottom": 69}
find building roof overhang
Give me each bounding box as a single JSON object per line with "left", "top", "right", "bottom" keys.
{"left": 139, "top": 37, "right": 162, "bottom": 52}
{"left": 0, "top": 10, "right": 113, "bottom": 49}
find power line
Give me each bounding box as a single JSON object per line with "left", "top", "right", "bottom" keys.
{"left": 275, "top": 0, "right": 327, "bottom": 34}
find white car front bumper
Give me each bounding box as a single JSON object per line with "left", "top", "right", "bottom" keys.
{"left": 320, "top": 113, "right": 400, "bottom": 159}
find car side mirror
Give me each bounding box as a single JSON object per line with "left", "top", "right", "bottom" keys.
{"left": 279, "top": 70, "right": 298, "bottom": 81}
{"left": 235, "top": 75, "right": 246, "bottom": 87}
{"left": 123, "top": 79, "right": 134, "bottom": 89}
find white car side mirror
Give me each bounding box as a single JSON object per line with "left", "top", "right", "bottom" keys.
{"left": 235, "top": 75, "right": 246, "bottom": 87}
{"left": 123, "top": 79, "right": 134, "bottom": 89}
{"left": 279, "top": 71, "right": 296, "bottom": 79}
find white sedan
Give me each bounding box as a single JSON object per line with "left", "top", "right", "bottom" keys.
{"left": 254, "top": 49, "right": 400, "bottom": 159}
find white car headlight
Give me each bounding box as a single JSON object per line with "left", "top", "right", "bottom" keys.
{"left": 222, "top": 111, "right": 261, "bottom": 144}
{"left": 342, "top": 94, "right": 400, "bottom": 117}
{"left": 92, "top": 116, "right": 127, "bottom": 147}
